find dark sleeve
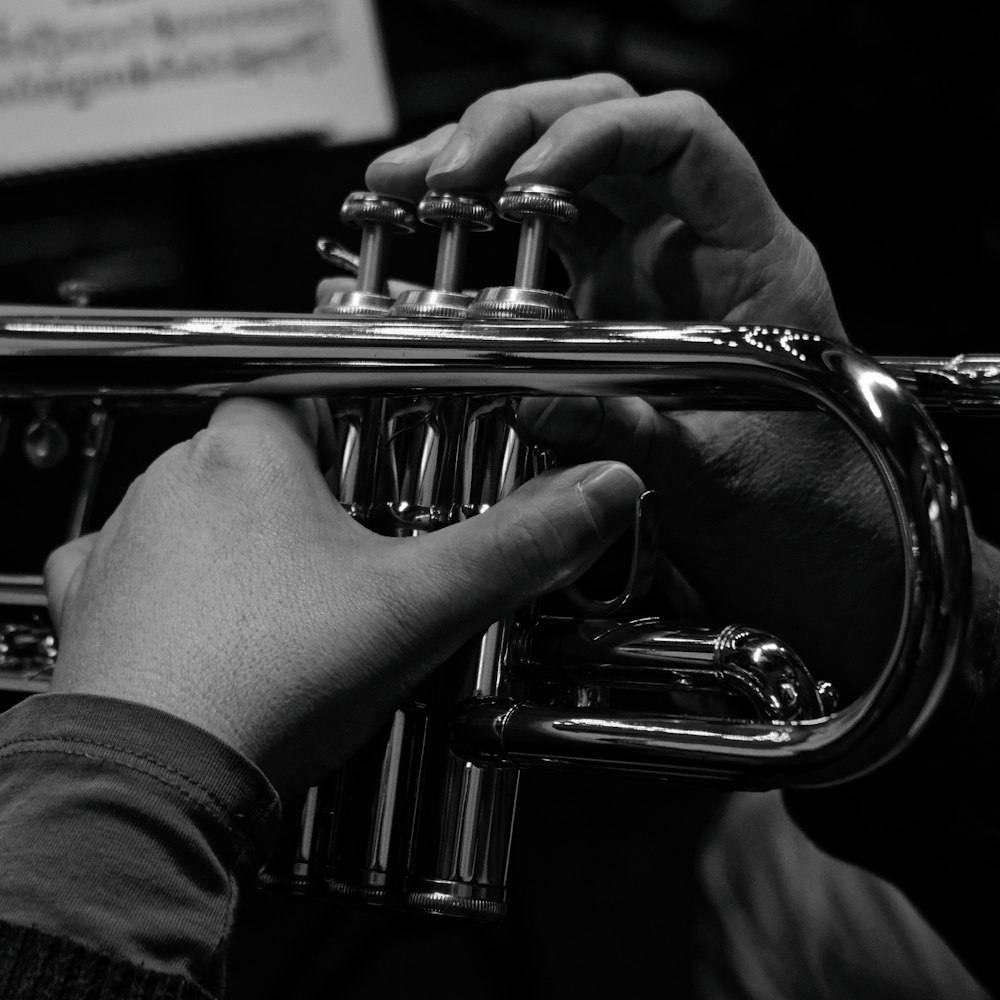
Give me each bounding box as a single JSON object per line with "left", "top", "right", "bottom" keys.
{"left": 0, "top": 693, "right": 282, "bottom": 1000}
{"left": 785, "top": 533, "right": 1000, "bottom": 995}
{"left": 0, "top": 922, "right": 214, "bottom": 1000}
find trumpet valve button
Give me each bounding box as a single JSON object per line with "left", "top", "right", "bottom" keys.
{"left": 392, "top": 193, "right": 496, "bottom": 318}
{"left": 320, "top": 191, "right": 416, "bottom": 316}
{"left": 317, "top": 288, "right": 396, "bottom": 316}
{"left": 339, "top": 191, "right": 417, "bottom": 235}
{"left": 500, "top": 184, "right": 576, "bottom": 290}
{"left": 468, "top": 184, "right": 578, "bottom": 321}
{"left": 496, "top": 184, "right": 578, "bottom": 227}
{"left": 390, "top": 288, "right": 473, "bottom": 320}
{"left": 466, "top": 286, "right": 577, "bottom": 322}
{"left": 418, "top": 191, "right": 495, "bottom": 232}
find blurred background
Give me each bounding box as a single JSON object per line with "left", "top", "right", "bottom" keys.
{"left": 1, "top": 2, "right": 995, "bottom": 996}
{"left": 3, "top": 0, "right": 996, "bottom": 522}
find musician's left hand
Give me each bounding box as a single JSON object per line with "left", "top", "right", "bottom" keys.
{"left": 43, "top": 397, "right": 642, "bottom": 794}
{"left": 365, "top": 75, "right": 900, "bottom": 702}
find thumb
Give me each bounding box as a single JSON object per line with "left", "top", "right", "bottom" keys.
{"left": 44, "top": 533, "right": 98, "bottom": 633}
{"left": 403, "top": 461, "right": 644, "bottom": 636}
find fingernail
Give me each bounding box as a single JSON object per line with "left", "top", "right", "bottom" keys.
{"left": 370, "top": 141, "right": 422, "bottom": 168}
{"left": 428, "top": 129, "right": 475, "bottom": 177}
{"left": 577, "top": 463, "right": 643, "bottom": 540}
{"left": 506, "top": 137, "right": 555, "bottom": 181}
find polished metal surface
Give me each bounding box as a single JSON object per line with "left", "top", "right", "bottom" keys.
{"left": 0, "top": 308, "right": 970, "bottom": 774}
{"left": 67, "top": 406, "right": 113, "bottom": 541}
{"left": 22, "top": 404, "right": 69, "bottom": 469}
{"left": 498, "top": 184, "right": 577, "bottom": 290}
{"left": 319, "top": 192, "right": 416, "bottom": 317}
{"left": 391, "top": 193, "right": 495, "bottom": 320}
{"left": 421, "top": 191, "right": 495, "bottom": 291}
{"left": 515, "top": 619, "right": 826, "bottom": 722}
{"left": 880, "top": 355, "right": 1000, "bottom": 411}
{"left": 315, "top": 238, "right": 361, "bottom": 278}
{"left": 560, "top": 490, "right": 659, "bottom": 619}
{"left": 0, "top": 305, "right": 974, "bottom": 914}
{"left": 0, "top": 575, "right": 46, "bottom": 607}
{"left": 0, "top": 621, "right": 56, "bottom": 693}
{"left": 401, "top": 397, "right": 536, "bottom": 918}
{"left": 468, "top": 184, "right": 577, "bottom": 321}
{"left": 2, "top": 177, "right": 981, "bottom": 920}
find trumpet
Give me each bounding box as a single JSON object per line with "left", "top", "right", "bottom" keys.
{"left": 0, "top": 185, "right": 996, "bottom": 920}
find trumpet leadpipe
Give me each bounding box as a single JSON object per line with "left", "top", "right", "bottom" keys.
{"left": 4, "top": 308, "right": 1000, "bottom": 413}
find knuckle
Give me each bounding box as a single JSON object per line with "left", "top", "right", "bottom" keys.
{"left": 453, "top": 87, "right": 534, "bottom": 147}
{"left": 468, "top": 87, "right": 523, "bottom": 121}
{"left": 184, "top": 423, "right": 282, "bottom": 484}
{"left": 577, "top": 72, "right": 636, "bottom": 100}
{"left": 555, "top": 103, "right": 606, "bottom": 135}
{"left": 669, "top": 89, "right": 718, "bottom": 130}
{"left": 42, "top": 543, "right": 69, "bottom": 584}
{"left": 154, "top": 422, "right": 294, "bottom": 519}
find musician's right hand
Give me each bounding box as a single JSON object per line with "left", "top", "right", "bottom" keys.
{"left": 366, "top": 74, "right": 841, "bottom": 337}
{"left": 362, "top": 73, "right": 1000, "bottom": 992}
{"left": 365, "top": 74, "right": 900, "bottom": 703}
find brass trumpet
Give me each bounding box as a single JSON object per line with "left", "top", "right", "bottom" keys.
{"left": 0, "top": 185, "right": 995, "bottom": 920}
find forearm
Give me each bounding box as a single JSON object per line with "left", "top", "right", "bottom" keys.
{"left": 786, "top": 534, "right": 1000, "bottom": 994}
{"left": 0, "top": 694, "right": 281, "bottom": 999}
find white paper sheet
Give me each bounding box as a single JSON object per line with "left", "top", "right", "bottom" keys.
{"left": 0, "top": 0, "right": 396, "bottom": 177}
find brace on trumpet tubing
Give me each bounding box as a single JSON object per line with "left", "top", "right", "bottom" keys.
{"left": 0, "top": 183, "right": 984, "bottom": 919}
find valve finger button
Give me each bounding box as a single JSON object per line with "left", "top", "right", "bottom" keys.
{"left": 498, "top": 184, "right": 577, "bottom": 290}
{"left": 469, "top": 184, "right": 578, "bottom": 322}
{"left": 319, "top": 191, "right": 416, "bottom": 317}
{"left": 420, "top": 191, "right": 495, "bottom": 232}
{"left": 391, "top": 192, "right": 495, "bottom": 319}
{"left": 340, "top": 190, "right": 417, "bottom": 234}
{"left": 496, "top": 184, "right": 578, "bottom": 226}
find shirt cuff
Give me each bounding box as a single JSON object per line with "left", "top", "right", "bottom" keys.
{"left": 0, "top": 692, "right": 281, "bottom": 995}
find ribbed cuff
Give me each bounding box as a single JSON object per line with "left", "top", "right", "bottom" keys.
{"left": 0, "top": 920, "right": 214, "bottom": 1000}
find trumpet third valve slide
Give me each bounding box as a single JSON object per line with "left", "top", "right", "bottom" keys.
{"left": 0, "top": 183, "right": 988, "bottom": 920}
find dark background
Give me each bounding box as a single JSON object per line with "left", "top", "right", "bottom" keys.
{"left": 1, "top": 2, "right": 996, "bottom": 996}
